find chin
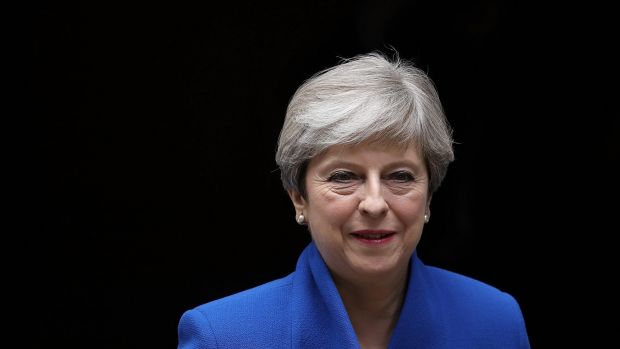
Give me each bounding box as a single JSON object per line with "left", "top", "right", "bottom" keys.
{"left": 352, "top": 254, "right": 404, "bottom": 275}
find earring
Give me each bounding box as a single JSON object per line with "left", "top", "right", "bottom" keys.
{"left": 424, "top": 213, "right": 430, "bottom": 223}
{"left": 297, "top": 214, "right": 306, "bottom": 225}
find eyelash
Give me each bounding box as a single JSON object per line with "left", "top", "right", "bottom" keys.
{"left": 327, "top": 170, "right": 415, "bottom": 183}
{"left": 327, "top": 171, "right": 357, "bottom": 183}
{"left": 389, "top": 171, "right": 415, "bottom": 182}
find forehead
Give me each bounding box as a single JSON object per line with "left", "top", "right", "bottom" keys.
{"left": 311, "top": 141, "right": 425, "bottom": 168}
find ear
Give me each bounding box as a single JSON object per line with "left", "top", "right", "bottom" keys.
{"left": 426, "top": 193, "right": 433, "bottom": 213}
{"left": 287, "top": 190, "right": 307, "bottom": 217}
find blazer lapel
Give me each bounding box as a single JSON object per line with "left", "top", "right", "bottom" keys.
{"left": 291, "top": 242, "right": 361, "bottom": 349}
{"left": 388, "top": 252, "right": 446, "bottom": 348}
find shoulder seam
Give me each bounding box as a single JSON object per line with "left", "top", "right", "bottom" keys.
{"left": 194, "top": 308, "right": 221, "bottom": 349}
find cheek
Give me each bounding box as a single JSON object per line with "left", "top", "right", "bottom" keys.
{"left": 325, "top": 204, "right": 355, "bottom": 225}
{"left": 309, "top": 193, "right": 358, "bottom": 227}
{"left": 391, "top": 195, "right": 427, "bottom": 222}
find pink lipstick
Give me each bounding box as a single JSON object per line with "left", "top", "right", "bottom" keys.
{"left": 350, "top": 230, "right": 396, "bottom": 245}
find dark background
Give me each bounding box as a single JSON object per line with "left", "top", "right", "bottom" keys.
{"left": 23, "top": 1, "right": 616, "bottom": 348}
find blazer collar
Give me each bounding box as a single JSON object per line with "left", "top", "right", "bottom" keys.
{"left": 388, "top": 249, "right": 444, "bottom": 348}
{"left": 291, "top": 242, "right": 443, "bottom": 348}
{"left": 291, "top": 242, "right": 360, "bottom": 348}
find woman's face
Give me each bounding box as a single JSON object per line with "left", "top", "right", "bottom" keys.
{"left": 289, "top": 141, "right": 430, "bottom": 282}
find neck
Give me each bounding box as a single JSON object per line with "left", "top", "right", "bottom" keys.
{"left": 332, "top": 264, "right": 409, "bottom": 349}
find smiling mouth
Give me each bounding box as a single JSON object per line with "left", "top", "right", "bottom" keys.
{"left": 351, "top": 233, "right": 393, "bottom": 239}
{"left": 350, "top": 230, "right": 396, "bottom": 244}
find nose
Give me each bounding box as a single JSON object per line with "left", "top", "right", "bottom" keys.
{"left": 358, "top": 177, "right": 388, "bottom": 217}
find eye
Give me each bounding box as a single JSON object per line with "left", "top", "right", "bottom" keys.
{"left": 389, "top": 171, "right": 415, "bottom": 182}
{"left": 327, "top": 171, "right": 357, "bottom": 183}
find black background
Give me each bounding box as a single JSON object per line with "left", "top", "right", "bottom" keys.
{"left": 23, "top": 1, "right": 616, "bottom": 348}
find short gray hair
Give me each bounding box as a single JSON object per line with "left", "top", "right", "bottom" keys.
{"left": 276, "top": 52, "right": 454, "bottom": 197}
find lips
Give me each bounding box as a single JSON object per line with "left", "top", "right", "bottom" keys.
{"left": 350, "top": 230, "right": 396, "bottom": 245}
{"left": 351, "top": 232, "right": 393, "bottom": 239}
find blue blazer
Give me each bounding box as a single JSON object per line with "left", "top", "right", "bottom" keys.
{"left": 178, "top": 242, "right": 530, "bottom": 348}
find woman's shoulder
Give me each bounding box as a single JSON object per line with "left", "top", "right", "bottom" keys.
{"left": 178, "top": 273, "right": 295, "bottom": 349}
{"left": 422, "top": 264, "right": 517, "bottom": 307}
{"left": 420, "top": 263, "right": 528, "bottom": 341}
{"left": 197, "top": 272, "right": 294, "bottom": 312}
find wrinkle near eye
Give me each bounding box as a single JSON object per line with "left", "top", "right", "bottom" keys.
{"left": 311, "top": 176, "right": 349, "bottom": 195}
{"left": 314, "top": 177, "right": 358, "bottom": 196}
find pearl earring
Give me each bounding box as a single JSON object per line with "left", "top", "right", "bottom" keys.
{"left": 424, "top": 213, "right": 430, "bottom": 223}
{"left": 297, "top": 214, "right": 306, "bottom": 225}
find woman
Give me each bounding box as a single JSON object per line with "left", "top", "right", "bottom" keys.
{"left": 178, "top": 52, "right": 530, "bottom": 348}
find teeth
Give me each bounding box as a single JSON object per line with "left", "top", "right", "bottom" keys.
{"left": 358, "top": 234, "right": 387, "bottom": 239}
